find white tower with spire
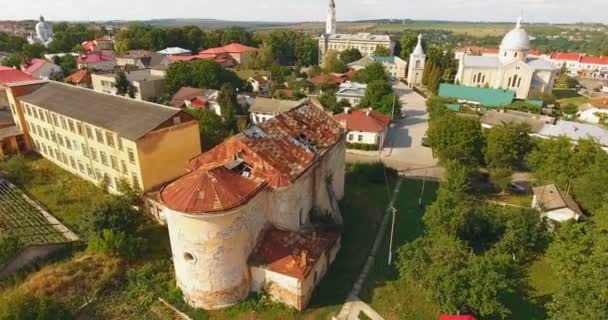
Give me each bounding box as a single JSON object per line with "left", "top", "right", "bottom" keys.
{"left": 407, "top": 34, "right": 426, "bottom": 87}
{"left": 326, "top": 0, "right": 336, "bottom": 35}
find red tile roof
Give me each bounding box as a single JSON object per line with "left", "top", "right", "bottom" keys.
{"left": 334, "top": 109, "right": 390, "bottom": 133}
{"left": 160, "top": 166, "right": 267, "bottom": 214}
{"left": 64, "top": 69, "right": 91, "bottom": 84}
{"left": 77, "top": 51, "right": 115, "bottom": 64}
{"left": 22, "top": 58, "right": 47, "bottom": 74}
{"left": 581, "top": 56, "right": 608, "bottom": 65}
{"left": 550, "top": 52, "right": 582, "bottom": 61}
{"left": 199, "top": 43, "right": 258, "bottom": 55}
{"left": 0, "top": 69, "right": 39, "bottom": 85}
{"left": 309, "top": 72, "right": 353, "bottom": 86}
{"left": 249, "top": 228, "right": 341, "bottom": 280}
{"left": 161, "top": 101, "right": 345, "bottom": 215}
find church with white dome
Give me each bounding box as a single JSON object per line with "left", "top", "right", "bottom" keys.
{"left": 27, "top": 16, "right": 54, "bottom": 47}
{"left": 455, "top": 18, "right": 557, "bottom": 99}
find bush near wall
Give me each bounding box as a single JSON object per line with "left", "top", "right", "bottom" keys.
{"left": 346, "top": 142, "right": 380, "bottom": 151}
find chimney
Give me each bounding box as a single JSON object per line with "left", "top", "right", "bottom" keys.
{"left": 300, "top": 250, "right": 308, "bottom": 267}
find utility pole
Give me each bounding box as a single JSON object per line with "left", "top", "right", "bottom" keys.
{"left": 419, "top": 169, "right": 427, "bottom": 206}
{"left": 388, "top": 206, "right": 397, "bottom": 266}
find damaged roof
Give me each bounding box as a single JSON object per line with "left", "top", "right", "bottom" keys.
{"left": 161, "top": 101, "right": 345, "bottom": 215}
{"left": 249, "top": 228, "right": 341, "bottom": 280}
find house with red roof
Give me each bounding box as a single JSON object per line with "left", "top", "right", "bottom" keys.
{"left": 64, "top": 69, "right": 92, "bottom": 88}
{"left": 199, "top": 43, "right": 258, "bottom": 65}
{"left": 438, "top": 315, "right": 478, "bottom": 320}
{"left": 334, "top": 108, "right": 390, "bottom": 149}
{"left": 156, "top": 100, "right": 346, "bottom": 311}
{"left": 21, "top": 58, "right": 62, "bottom": 80}
{"left": 77, "top": 50, "right": 117, "bottom": 71}
{"left": 81, "top": 37, "right": 114, "bottom": 52}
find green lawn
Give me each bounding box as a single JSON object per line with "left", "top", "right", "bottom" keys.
{"left": 553, "top": 89, "right": 590, "bottom": 107}
{"left": 0, "top": 154, "right": 113, "bottom": 234}
{"left": 505, "top": 255, "right": 558, "bottom": 319}
{"left": 360, "top": 179, "right": 441, "bottom": 320}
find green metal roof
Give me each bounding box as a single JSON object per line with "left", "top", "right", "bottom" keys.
{"left": 371, "top": 56, "right": 396, "bottom": 63}
{"left": 439, "top": 84, "right": 515, "bottom": 108}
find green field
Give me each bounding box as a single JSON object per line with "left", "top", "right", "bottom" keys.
{"left": 553, "top": 89, "right": 590, "bottom": 107}
{"left": 0, "top": 179, "right": 68, "bottom": 246}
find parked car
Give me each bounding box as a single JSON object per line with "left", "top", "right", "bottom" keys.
{"left": 421, "top": 136, "right": 431, "bottom": 148}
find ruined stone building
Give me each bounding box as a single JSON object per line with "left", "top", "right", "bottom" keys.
{"left": 157, "top": 100, "right": 347, "bottom": 310}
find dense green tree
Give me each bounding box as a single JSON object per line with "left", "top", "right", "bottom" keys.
{"left": 0, "top": 32, "right": 28, "bottom": 52}
{"left": 0, "top": 290, "right": 73, "bottom": 320}
{"left": 359, "top": 80, "right": 392, "bottom": 109}
{"left": 485, "top": 123, "right": 531, "bottom": 169}
{"left": 185, "top": 108, "right": 231, "bottom": 151}
{"left": 165, "top": 60, "right": 244, "bottom": 94}
{"left": 53, "top": 55, "right": 77, "bottom": 77}
{"left": 427, "top": 112, "right": 484, "bottom": 166}
{"left": 339, "top": 48, "right": 362, "bottom": 64}
{"left": 220, "top": 26, "right": 256, "bottom": 46}
{"left": 295, "top": 37, "right": 318, "bottom": 67}
{"left": 373, "top": 45, "right": 392, "bottom": 56}
{"left": 218, "top": 83, "right": 238, "bottom": 127}
{"left": 82, "top": 197, "right": 142, "bottom": 236}
{"left": 114, "top": 71, "right": 135, "bottom": 98}
{"left": 1, "top": 54, "right": 21, "bottom": 68}
{"left": 21, "top": 43, "right": 46, "bottom": 59}
{"left": 47, "top": 23, "right": 96, "bottom": 53}
{"left": 352, "top": 62, "right": 386, "bottom": 83}
{"left": 322, "top": 50, "right": 348, "bottom": 73}
{"left": 399, "top": 31, "right": 421, "bottom": 60}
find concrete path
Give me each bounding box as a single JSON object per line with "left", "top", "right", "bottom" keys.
{"left": 333, "top": 178, "right": 404, "bottom": 320}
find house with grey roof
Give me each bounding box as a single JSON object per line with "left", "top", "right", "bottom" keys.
{"left": 532, "top": 184, "right": 583, "bottom": 222}
{"left": 249, "top": 97, "right": 303, "bottom": 124}
{"left": 538, "top": 120, "right": 608, "bottom": 151}
{"left": 335, "top": 82, "right": 367, "bottom": 106}
{"left": 348, "top": 55, "right": 407, "bottom": 79}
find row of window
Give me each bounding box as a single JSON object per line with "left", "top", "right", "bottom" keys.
{"left": 31, "top": 139, "right": 139, "bottom": 190}
{"left": 348, "top": 133, "right": 364, "bottom": 142}
{"left": 23, "top": 103, "right": 124, "bottom": 151}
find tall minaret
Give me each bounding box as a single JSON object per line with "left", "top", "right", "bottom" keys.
{"left": 407, "top": 34, "right": 426, "bottom": 87}
{"left": 326, "top": 0, "right": 336, "bottom": 35}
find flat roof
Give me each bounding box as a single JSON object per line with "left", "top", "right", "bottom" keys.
{"left": 439, "top": 84, "right": 515, "bottom": 108}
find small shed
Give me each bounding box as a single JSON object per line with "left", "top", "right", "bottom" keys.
{"left": 532, "top": 184, "right": 583, "bottom": 222}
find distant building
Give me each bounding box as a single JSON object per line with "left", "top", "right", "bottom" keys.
{"left": 157, "top": 47, "right": 192, "bottom": 56}
{"left": 334, "top": 108, "right": 390, "bottom": 147}
{"left": 82, "top": 37, "right": 114, "bottom": 52}
{"left": 21, "top": 58, "right": 62, "bottom": 80}
{"left": 335, "top": 81, "right": 366, "bottom": 106}
{"left": 27, "top": 16, "right": 53, "bottom": 47}
{"left": 480, "top": 110, "right": 555, "bottom": 133}
{"left": 248, "top": 76, "right": 270, "bottom": 94}
{"left": 532, "top": 184, "right": 583, "bottom": 222}
{"left": 0, "top": 107, "right": 24, "bottom": 160}
{"left": 115, "top": 50, "right": 168, "bottom": 69}
{"left": 91, "top": 69, "right": 166, "bottom": 101}
{"left": 407, "top": 34, "right": 427, "bottom": 87}
{"left": 318, "top": 0, "right": 395, "bottom": 61}
{"left": 348, "top": 55, "right": 407, "bottom": 80}
{"left": 6, "top": 81, "right": 201, "bottom": 193}
{"left": 170, "top": 87, "right": 222, "bottom": 116}
{"left": 309, "top": 71, "right": 353, "bottom": 87}
{"left": 77, "top": 51, "right": 117, "bottom": 72}
{"left": 64, "top": 69, "right": 93, "bottom": 88}
{"left": 538, "top": 120, "right": 608, "bottom": 151}
{"left": 249, "top": 97, "right": 302, "bottom": 124}
{"left": 199, "top": 43, "right": 258, "bottom": 65}
{"left": 455, "top": 18, "right": 557, "bottom": 99}
{"left": 157, "top": 101, "right": 346, "bottom": 311}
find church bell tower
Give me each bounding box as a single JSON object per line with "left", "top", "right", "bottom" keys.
{"left": 326, "top": 0, "right": 336, "bottom": 35}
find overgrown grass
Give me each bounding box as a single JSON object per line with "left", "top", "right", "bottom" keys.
{"left": 359, "top": 178, "right": 441, "bottom": 320}
{"left": 553, "top": 89, "right": 590, "bottom": 107}
{"left": 0, "top": 154, "right": 113, "bottom": 234}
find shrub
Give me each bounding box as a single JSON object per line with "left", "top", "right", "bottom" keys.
{"left": 0, "top": 289, "right": 73, "bottom": 320}
{"left": 346, "top": 142, "right": 380, "bottom": 151}
{"left": 0, "top": 236, "right": 21, "bottom": 266}
{"left": 0, "top": 154, "right": 33, "bottom": 185}
{"left": 346, "top": 162, "right": 397, "bottom": 183}
{"left": 87, "top": 229, "right": 147, "bottom": 258}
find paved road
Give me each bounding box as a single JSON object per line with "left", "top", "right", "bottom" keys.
{"left": 346, "top": 81, "right": 444, "bottom": 179}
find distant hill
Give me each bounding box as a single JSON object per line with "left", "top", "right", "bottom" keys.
{"left": 140, "top": 18, "right": 296, "bottom": 30}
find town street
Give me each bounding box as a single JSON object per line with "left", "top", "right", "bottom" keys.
{"left": 346, "top": 81, "right": 443, "bottom": 179}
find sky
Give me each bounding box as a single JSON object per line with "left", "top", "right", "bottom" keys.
{"left": 1, "top": 0, "right": 607, "bottom": 24}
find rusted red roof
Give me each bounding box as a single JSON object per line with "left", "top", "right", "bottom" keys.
{"left": 64, "top": 69, "right": 91, "bottom": 84}
{"left": 160, "top": 166, "right": 267, "bottom": 214}
{"left": 161, "top": 101, "right": 345, "bottom": 215}
{"left": 334, "top": 109, "right": 390, "bottom": 133}
{"left": 309, "top": 72, "right": 352, "bottom": 86}
{"left": 249, "top": 228, "right": 341, "bottom": 280}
